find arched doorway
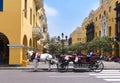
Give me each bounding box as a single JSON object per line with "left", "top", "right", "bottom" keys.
{"left": 0, "top": 32, "right": 9, "bottom": 64}
{"left": 22, "top": 35, "right": 28, "bottom": 60}
{"left": 114, "top": 42, "right": 119, "bottom": 57}
{"left": 29, "top": 38, "right": 32, "bottom": 49}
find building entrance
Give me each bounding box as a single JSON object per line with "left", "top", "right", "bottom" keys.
{"left": 0, "top": 32, "right": 9, "bottom": 64}
{"left": 114, "top": 42, "right": 119, "bottom": 57}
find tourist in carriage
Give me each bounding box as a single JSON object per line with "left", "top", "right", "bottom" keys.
{"left": 74, "top": 50, "right": 82, "bottom": 62}
{"left": 97, "top": 53, "right": 103, "bottom": 60}
{"left": 86, "top": 50, "right": 93, "bottom": 61}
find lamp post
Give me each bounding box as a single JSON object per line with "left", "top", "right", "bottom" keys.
{"left": 61, "top": 33, "right": 64, "bottom": 53}
{"left": 58, "top": 33, "right": 68, "bottom": 54}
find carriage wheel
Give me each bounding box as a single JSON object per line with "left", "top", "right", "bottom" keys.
{"left": 73, "top": 63, "right": 78, "bottom": 72}
{"left": 91, "top": 60, "right": 104, "bottom": 73}
{"left": 57, "top": 62, "right": 69, "bottom": 72}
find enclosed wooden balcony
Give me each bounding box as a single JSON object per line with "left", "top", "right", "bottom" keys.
{"left": 36, "top": 0, "right": 43, "bottom": 10}
{"left": 32, "top": 27, "right": 43, "bottom": 40}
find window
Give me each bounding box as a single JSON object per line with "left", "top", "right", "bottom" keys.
{"left": 95, "top": 32, "right": 97, "bottom": 37}
{"left": 109, "top": 6, "right": 111, "bottom": 12}
{"left": 24, "top": 0, "right": 27, "bottom": 18}
{"left": 109, "top": 26, "right": 111, "bottom": 36}
{"left": 33, "top": 14, "right": 35, "bottom": 26}
{"left": 99, "top": 31, "right": 101, "bottom": 37}
{"left": 96, "top": 17, "right": 97, "bottom": 21}
{"left": 0, "top": 0, "right": 3, "bottom": 12}
{"left": 116, "top": 1, "right": 118, "bottom": 6}
{"left": 30, "top": 8, "right": 32, "bottom": 24}
{"left": 99, "top": 14, "right": 101, "bottom": 19}
{"left": 77, "top": 38, "right": 81, "bottom": 41}
{"left": 104, "top": 10, "right": 106, "bottom": 15}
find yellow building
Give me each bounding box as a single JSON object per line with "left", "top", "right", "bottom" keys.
{"left": 70, "top": 27, "right": 81, "bottom": 44}
{"left": 71, "top": 0, "right": 120, "bottom": 56}
{"left": 0, "top": 0, "right": 48, "bottom": 65}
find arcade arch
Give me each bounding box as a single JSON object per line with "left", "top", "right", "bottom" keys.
{"left": 22, "top": 35, "right": 28, "bottom": 60}
{"left": 114, "top": 42, "right": 119, "bottom": 57}
{"left": 29, "top": 38, "right": 33, "bottom": 49}
{"left": 0, "top": 32, "right": 9, "bottom": 64}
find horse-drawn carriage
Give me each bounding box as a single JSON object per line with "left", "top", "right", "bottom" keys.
{"left": 56, "top": 53, "right": 104, "bottom": 73}
{"left": 27, "top": 51, "right": 104, "bottom": 72}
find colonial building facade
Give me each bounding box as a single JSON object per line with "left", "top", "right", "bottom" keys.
{"left": 0, "top": 0, "right": 48, "bottom": 65}
{"left": 70, "top": 0, "right": 120, "bottom": 56}
{"left": 70, "top": 27, "right": 82, "bottom": 44}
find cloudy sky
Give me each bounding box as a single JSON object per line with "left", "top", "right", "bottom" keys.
{"left": 44, "top": 0, "right": 100, "bottom": 38}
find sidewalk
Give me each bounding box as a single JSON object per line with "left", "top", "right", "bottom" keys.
{"left": 0, "top": 61, "right": 120, "bottom": 70}
{"left": 0, "top": 62, "right": 56, "bottom": 70}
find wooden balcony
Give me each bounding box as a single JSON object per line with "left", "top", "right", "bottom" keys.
{"left": 32, "top": 27, "right": 43, "bottom": 40}
{"left": 36, "top": 0, "right": 43, "bottom": 10}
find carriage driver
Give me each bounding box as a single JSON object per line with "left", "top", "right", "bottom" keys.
{"left": 86, "top": 50, "right": 93, "bottom": 61}
{"left": 34, "top": 50, "right": 41, "bottom": 62}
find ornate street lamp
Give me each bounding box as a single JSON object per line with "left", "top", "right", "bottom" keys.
{"left": 61, "top": 33, "right": 64, "bottom": 39}
{"left": 58, "top": 36, "right": 60, "bottom": 41}
{"left": 61, "top": 33, "right": 64, "bottom": 54}
{"left": 58, "top": 33, "right": 68, "bottom": 54}
{"left": 65, "top": 35, "right": 68, "bottom": 40}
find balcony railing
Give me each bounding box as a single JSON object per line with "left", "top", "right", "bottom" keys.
{"left": 32, "top": 27, "right": 43, "bottom": 40}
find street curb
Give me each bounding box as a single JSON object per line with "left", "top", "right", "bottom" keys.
{"left": 0, "top": 67, "right": 120, "bottom": 70}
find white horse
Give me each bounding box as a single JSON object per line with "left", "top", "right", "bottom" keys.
{"left": 26, "top": 51, "right": 57, "bottom": 71}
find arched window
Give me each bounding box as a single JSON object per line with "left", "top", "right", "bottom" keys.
{"left": 109, "top": 26, "right": 111, "bottom": 37}
{"left": 104, "top": 10, "right": 106, "bottom": 15}
{"left": 109, "top": 6, "right": 111, "bottom": 12}
{"left": 24, "top": 0, "right": 27, "bottom": 18}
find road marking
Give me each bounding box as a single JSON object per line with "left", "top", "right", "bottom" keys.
{"left": 49, "top": 75, "right": 89, "bottom": 78}
{"left": 96, "top": 76, "right": 120, "bottom": 78}
{"left": 89, "top": 70, "right": 120, "bottom": 82}
{"left": 101, "top": 72, "right": 120, "bottom": 74}
{"left": 101, "top": 70, "right": 120, "bottom": 72}
{"left": 104, "top": 79, "right": 120, "bottom": 81}
{"left": 89, "top": 74, "right": 120, "bottom": 75}
{"left": 89, "top": 70, "right": 120, "bottom": 75}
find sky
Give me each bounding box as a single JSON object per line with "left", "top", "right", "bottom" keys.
{"left": 44, "top": 0, "right": 100, "bottom": 38}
